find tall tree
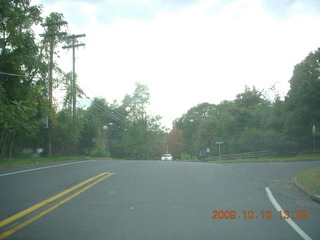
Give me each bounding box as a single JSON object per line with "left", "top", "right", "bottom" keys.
{"left": 232, "top": 86, "right": 270, "bottom": 131}
{"left": 174, "top": 102, "right": 215, "bottom": 157}
{"left": 122, "top": 82, "right": 164, "bottom": 159}
{"left": 80, "top": 98, "right": 113, "bottom": 157}
{"left": 285, "top": 49, "right": 320, "bottom": 145}
{"left": 0, "top": 0, "right": 45, "bottom": 158}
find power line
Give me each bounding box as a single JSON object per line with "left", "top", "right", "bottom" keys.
{"left": 79, "top": 97, "right": 129, "bottom": 127}
{"left": 77, "top": 83, "right": 129, "bottom": 121}
{"left": 0, "top": 70, "right": 129, "bottom": 125}
{"left": 0, "top": 71, "right": 43, "bottom": 80}
{"left": 82, "top": 95, "right": 130, "bottom": 127}
{"left": 0, "top": 70, "right": 131, "bottom": 127}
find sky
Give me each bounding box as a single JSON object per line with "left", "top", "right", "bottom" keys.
{"left": 33, "top": 0, "right": 320, "bottom": 128}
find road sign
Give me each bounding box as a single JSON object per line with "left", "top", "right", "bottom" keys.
{"left": 215, "top": 142, "right": 223, "bottom": 162}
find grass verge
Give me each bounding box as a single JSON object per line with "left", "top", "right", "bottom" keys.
{"left": 0, "top": 156, "right": 88, "bottom": 168}
{"left": 296, "top": 167, "right": 320, "bottom": 195}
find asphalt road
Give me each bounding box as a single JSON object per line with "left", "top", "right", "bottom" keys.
{"left": 0, "top": 160, "right": 319, "bottom": 240}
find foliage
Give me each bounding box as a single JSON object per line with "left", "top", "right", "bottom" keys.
{"left": 173, "top": 83, "right": 314, "bottom": 158}
{"left": 80, "top": 98, "right": 114, "bottom": 157}
{"left": 0, "top": 1, "right": 319, "bottom": 160}
{"left": 0, "top": 0, "right": 45, "bottom": 158}
{"left": 285, "top": 49, "right": 320, "bottom": 141}
{"left": 51, "top": 109, "right": 83, "bottom": 155}
{"left": 121, "top": 82, "right": 165, "bottom": 159}
{"left": 166, "top": 128, "right": 183, "bottom": 159}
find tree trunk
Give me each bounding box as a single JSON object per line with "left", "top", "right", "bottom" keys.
{"left": 0, "top": 131, "right": 9, "bottom": 158}
{"left": 9, "top": 133, "right": 15, "bottom": 159}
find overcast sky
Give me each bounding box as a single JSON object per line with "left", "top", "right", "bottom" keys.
{"left": 34, "top": 0, "right": 320, "bottom": 128}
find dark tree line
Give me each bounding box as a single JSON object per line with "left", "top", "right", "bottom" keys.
{"left": 0, "top": 1, "right": 166, "bottom": 159}
{"left": 173, "top": 49, "right": 320, "bottom": 158}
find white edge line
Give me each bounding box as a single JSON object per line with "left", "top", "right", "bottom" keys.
{"left": 265, "top": 187, "right": 312, "bottom": 240}
{"left": 0, "top": 160, "right": 98, "bottom": 177}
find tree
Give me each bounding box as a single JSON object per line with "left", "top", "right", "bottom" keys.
{"left": 232, "top": 86, "right": 270, "bottom": 131}
{"left": 166, "top": 128, "right": 183, "bottom": 159}
{"left": 122, "top": 82, "right": 149, "bottom": 159}
{"left": 285, "top": 49, "right": 320, "bottom": 146}
{"left": 121, "top": 82, "right": 165, "bottom": 159}
{"left": 0, "top": 0, "right": 45, "bottom": 158}
{"left": 80, "top": 98, "right": 113, "bottom": 157}
{"left": 174, "top": 102, "right": 215, "bottom": 158}
{"left": 146, "top": 114, "right": 166, "bottom": 159}
{"left": 174, "top": 86, "right": 290, "bottom": 157}
{"left": 51, "top": 109, "right": 83, "bottom": 155}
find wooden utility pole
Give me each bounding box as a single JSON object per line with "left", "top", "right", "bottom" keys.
{"left": 62, "top": 34, "right": 86, "bottom": 119}
{"left": 41, "top": 21, "right": 68, "bottom": 157}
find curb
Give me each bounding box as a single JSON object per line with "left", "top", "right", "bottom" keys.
{"left": 293, "top": 177, "right": 320, "bottom": 204}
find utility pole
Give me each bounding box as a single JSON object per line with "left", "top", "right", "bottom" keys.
{"left": 215, "top": 141, "right": 224, "bottom": 163}
{"left": 62, "top": 34, "right": 86, "bottom": 119}
{"left": 41, "top": 21, "right": 68, "bottom": 157}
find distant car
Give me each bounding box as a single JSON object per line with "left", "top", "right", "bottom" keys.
{"left": 161, "top": 154, "right": 173, "bottom": 161}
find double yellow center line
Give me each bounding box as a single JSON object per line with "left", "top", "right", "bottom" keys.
{"left": 0, "top": 172, "right": 115, "bottom": 239}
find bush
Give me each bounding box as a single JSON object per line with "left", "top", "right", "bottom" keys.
{"left": 90, "top": 147, "right": 110, "bottom": 158}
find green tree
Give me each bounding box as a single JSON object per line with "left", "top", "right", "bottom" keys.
{"left": 145, "top": 115, "right": 166, "bottom": 159}
{"left": 80, "top": 98, "right": 114, "bottom": 157}
{"left": 174, "top": 102, "right": 215, "bottom": 158}
{"left": 105, "top": 101, "right": 128, "bottom": 158}
{"left": 0, "top": 0, "right": 45, "bottom": 158}
{"left": 51, "top": 109, "right": 83, "bottom": 155}
{"left": 285, "top": 49, "right": 320, "bottom": 149}
{"left": 232, "top": 86, "right": 270, "bottom": 131}
{"left": 122, "top": 82, "right": 150, "bottom": 159}
{"left": 174, "top": 86, "right": 289, "bottom": 157}
{"left": 122, "top": 82, "right": 165, "bottom": 159}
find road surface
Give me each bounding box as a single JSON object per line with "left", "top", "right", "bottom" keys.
{"left": 0, "top": 160, "right": 319, "bottom": 239}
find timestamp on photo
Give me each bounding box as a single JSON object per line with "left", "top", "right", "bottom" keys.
{"left": 211, "top": 210, "right": 309, "bottom": 220}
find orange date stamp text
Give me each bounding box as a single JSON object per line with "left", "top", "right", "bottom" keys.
{"left": 211, "top": 210, "right": 308, "bottom": 220}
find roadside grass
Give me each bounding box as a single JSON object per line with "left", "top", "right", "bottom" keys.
{"left": 296, "top": 167, "right": 320, "bottom": 195}
{"left": 180, "top": 153, "right": 192, "bottom": 160}
{"left": 0, "top": 156, "right": 88, "bottom": 168}
{"left": 0, "top": 156, "right": 160, "bottom": 168}
{"left": 209, "top": 155, "right": 320, "bottom": 163}
{"left": 1, "top": 155, "right": 319, "bottom": 168}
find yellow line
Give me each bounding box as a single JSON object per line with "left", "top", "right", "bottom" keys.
{"left": 0, "top": 172, "right": 115, "bottom": 239}
{"left": 0, "top": 172, "right": 108, "bottom": 228}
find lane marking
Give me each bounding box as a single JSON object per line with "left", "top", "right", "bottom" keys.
{"left": 0, "top": 172, "right": 108, "bottom": 228}
{"left": 0, "top": 160, "right": 97, "bottom": 177}
{"left": 0, "top": 172, "right": 115, "bottom": 239}
{"left": 265, "top": 187, "right": 312, "bottom": 240}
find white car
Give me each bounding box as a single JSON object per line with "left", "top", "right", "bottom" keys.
{"left": 161, "top": 154, "right": 173, "bottom": 161}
